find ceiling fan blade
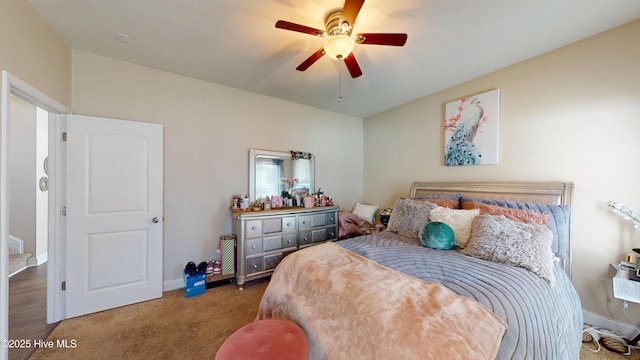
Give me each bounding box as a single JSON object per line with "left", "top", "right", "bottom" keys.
{"left": 341, "top": 0, "right": 365, "bottom": 27}
{"left": 296, "top": 48, "right": 325, "bottom": 71}
{"left": 356, "top": 33, "right": 408, "bottom": 46}
{"left": 343, "top": 53, "right": 363, "bottom": 78}
{"left": 275, "top": 20, "right": 324, "bottom": 36}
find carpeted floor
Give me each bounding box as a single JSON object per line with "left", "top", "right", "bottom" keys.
{"left": 29, "top": 279, "right": 269, "bottom": 360}
{"left": 29, "top": 278, "right": 639, "bottom": 359}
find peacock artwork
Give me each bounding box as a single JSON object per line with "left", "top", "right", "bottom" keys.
{"left": 444, "top": 89, "right": 500, "bottom": 166}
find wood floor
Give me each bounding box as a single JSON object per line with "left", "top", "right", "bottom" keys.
{"left": 9, "top": 265, "right": 59, "bottom": 360}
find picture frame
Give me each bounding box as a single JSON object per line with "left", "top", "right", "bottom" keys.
{"left": 444, "top": 89, "right": 500, "bottom": 166}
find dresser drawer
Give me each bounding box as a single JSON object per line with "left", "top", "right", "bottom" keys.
{"left": 311, "top": 229, "right": 328, "bottom": 243}
{"left": 298, "top": 231, "right": 312, "bottom": 246}
{"left": 246, "top": 254, "right": 284, "bottom": 276}
{"left": 327, "top": 212, "right": 337, "bottom": 225}
{"left": 263, "top": 235, "right": 283, "bottom": 252}
{"left": 282, "top": 233, "right": 297, "bottom": 248}
{"left": 262, "top": 218, "right": 282, "bottom": 234}
{"left": 310, "top": 213, "right": 327, "bottom": 227}
{"left": 245, "top": 220, "right": 262, "bottom": 237}
{"left": 249, "top": 234, "right": 295, "bottom": 254}
{"left": 311, "top": 227, "right": 338, "bottom": 243}
{"left": 246, "top": 257, "right": 264, "bottom": 275}
{"left": 282, "top": 217, "right": 296, "bottom": 232}
{"left": 264, "top": 253, "right": 283, "bottom": 270}
{"left": 298, "top": 216, "right": 311, "bottom": 230}
{"left": 246, "top": 238, "right": 262, "bottom": 255}
{"left": 326, "top": 226, "right": 337, "bottom": 240}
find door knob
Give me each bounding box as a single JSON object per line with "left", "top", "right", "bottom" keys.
{"left": 152, "top": 217, "right": 160, "bottom": 223}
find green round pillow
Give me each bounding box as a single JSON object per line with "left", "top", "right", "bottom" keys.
{"left": 419, "top": 222, "right": 455, "bottom": 250}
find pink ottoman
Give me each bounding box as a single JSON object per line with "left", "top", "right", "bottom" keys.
{"left": 215, "top": 318, "right": 308, "bottom": 360}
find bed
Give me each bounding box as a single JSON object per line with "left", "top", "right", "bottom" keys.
{"left": 256, "top": 182, "right": 583, "bottom": 359}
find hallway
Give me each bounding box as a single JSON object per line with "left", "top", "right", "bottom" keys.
{"left": 9, "top": 265, "right": 58, "bottom": 360}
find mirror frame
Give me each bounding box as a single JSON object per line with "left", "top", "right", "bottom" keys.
{"left": 249, "top": 148, "right": 314, "bottom": 202}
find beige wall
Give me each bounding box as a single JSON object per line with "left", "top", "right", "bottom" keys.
{"left": 7, "top": 96, "right": 48, "bottom": 261}
{"left": 364, "top": 20, "right": 640, "bottom": 322}
{"left": 0, "top": 0, "right": 71, "bottom": 108}
{"left": 71, "top": 50, "right": 364, "bottom": 286}
{"left": 8, "top": 95, "right": 36, "bottom": 254}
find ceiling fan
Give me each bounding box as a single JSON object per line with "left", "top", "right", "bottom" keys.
{"left": 275, "top": 0, "right": 408, "bottom": 78}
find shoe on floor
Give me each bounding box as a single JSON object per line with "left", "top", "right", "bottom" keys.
{"left": 207, "top": 260, "right": 222, "bottom": 275}
{"left": 197, "top": 262, "right": 208, "bottom": 274}
{"left": 213, "top": 260, "right": 222, "bottom": 274}
{"left": 600, "top": 336, "right": 629, "bottom": 354}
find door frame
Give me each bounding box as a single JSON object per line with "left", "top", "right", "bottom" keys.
{"left": 1, "top": 70, "right": 70, "bottom": 360}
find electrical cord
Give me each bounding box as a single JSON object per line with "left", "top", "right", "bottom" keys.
{"left": 615, "top": 262, "right": 636, "bottom": 271}
{"left": 622, "top": 300, "right": 640, "bottom": 349}
{"left": 623, "top": 300, "right": 632, "bottom": 324}
{"left": 582, "top": 324, "right": 639, "bottom": 355}
{"left": 582, "top": 325, "right": 601, "bottom": 353}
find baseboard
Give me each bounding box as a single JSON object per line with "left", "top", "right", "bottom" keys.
{"left": 27, "top": 253, "right": 47, "bottom": 267}
{"left": 8, "top": 234, "right": 24, "bottom": 255}
{"left": 163, "top": 278, "right": 185, "bottom": 292}
{"left": 583, "top": 309, "right": 640, "bottom": 339}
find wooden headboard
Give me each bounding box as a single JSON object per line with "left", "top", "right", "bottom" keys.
{"left": 409, "top": 181, "right": 575, "bottom": 278}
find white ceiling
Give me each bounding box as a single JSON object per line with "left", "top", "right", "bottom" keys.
{"left": 29, "top": 0, "right": 640, "bottom": 118}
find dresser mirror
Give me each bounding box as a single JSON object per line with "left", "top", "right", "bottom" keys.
{"left": 249, "top": 148, "right": 314, "bottom": 201}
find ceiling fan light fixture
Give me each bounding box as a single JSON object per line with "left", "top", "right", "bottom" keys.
{"left": 324, "top": 34, "right": 355, "bottom": 60}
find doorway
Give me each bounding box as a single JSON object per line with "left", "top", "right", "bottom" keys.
{"left": 1, "top": 71, "right": 70, "bottom": 360}
{"left": 8, "top": 96, "right": 48, "bottom": 271}
{"left": 7, "top": 95, "right": 54, "bottom": 360}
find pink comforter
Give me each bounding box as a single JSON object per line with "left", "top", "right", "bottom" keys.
{"left": 256, "top": 242, "right": 506, "bottom": 359}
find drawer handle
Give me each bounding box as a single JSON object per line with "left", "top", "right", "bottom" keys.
{"left": 251, "top": 245, "right": 257, "bottom": 249}
{"left": 286, "top": 239, "right": 292, "bottom": 243}
{"left": 329, "top": 217, "right": 334, "bottom": 221}
{"left": 286, "top": 223, "right": 291, "bottom": 226}
{"left": 253, "top": 264, "right": 258, "bottom": 268}
{"left": 330, "top": 232, "right": 335, "bottom": 237}
{"left": 251, "top": 226, "right": 257, "bottom": 230}
{"left": 303, "top": 237, "right": 308, "bottom": 241}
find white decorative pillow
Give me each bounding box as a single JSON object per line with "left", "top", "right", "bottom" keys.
{"left": 386, "top": 199, "right": 437, "bottom": 238}
{"left": 428, "top": 206, "right": 480, "bottom": 248}
{"left": 352, "top": 202, "right": 379, "bottom": 224}
{"left": 462, "top": 214, "right": 555, "bottom": 283}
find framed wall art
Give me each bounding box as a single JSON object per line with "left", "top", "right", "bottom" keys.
{"left": 444, "top": 89, "right": 500, "bottom": 166}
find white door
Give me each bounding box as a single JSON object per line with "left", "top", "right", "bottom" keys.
{"left": 65, "top": 114, "right": 163, "bottom": 318}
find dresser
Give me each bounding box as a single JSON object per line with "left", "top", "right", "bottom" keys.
{"left": 232, "top": 206, "right": 339, "bottom": 290}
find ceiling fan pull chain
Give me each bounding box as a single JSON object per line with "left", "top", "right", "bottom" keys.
{"left": 338, "top": 61, "right": 343, "bottom": 102}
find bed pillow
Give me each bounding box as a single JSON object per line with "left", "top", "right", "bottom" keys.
{"left": 461, "top": 196, "right": 570, "bottom": 260}
{"left": 412, "top": 194, "right": 461, "bottom": 209}
{"left": 419, "top": 222, "right": 455, "bottom": 250}
{"left": 386, "top": 199, "right": 437, "bottom": 238}
{"left": 415, "top": 198, "right": 459, "bottom": 209}
{"left": 461, "top": 201, "right": 549, "bottom": 225}
{"left": 428, "top": 206, "right": 480, "bottom": 248}
{"left": 352, "top": 202, "right": 379, "bottom": 224}
{"left": 338, "top": 210, "right": 364, "bottom": 239}
{"left": 462, "top": 214, "right": 555, "bottom": 283}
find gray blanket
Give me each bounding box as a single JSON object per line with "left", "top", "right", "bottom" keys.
{"left": 337, "top": 231, "right": 582, "bottom": 360}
